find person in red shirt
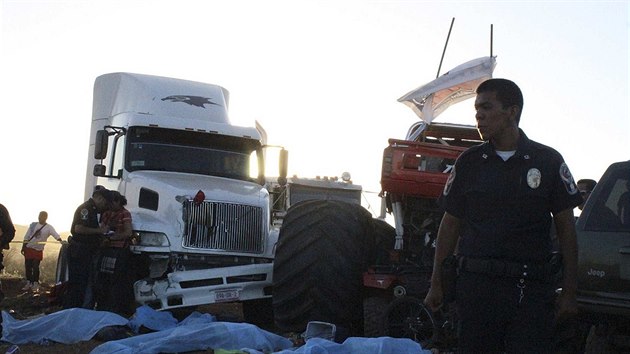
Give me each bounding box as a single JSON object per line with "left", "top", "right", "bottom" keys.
{"left": 96, "top": 191, "right": 135, "bottom": 315}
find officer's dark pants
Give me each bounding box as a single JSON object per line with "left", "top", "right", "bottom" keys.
{"left": 63, "top": 242, "right": 98, "bottom": 309}
{"left": 456, "top": 271, "right": 556, "bottom": 354}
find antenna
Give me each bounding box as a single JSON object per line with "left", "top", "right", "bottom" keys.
{"left": 436, "top": 17, "right": 455, "bottom": 78}
{"left": 490, "top": 24, "right": 494, "bottom": 57}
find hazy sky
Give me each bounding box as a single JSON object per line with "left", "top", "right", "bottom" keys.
{"left": 1, "top": 0, "right": 628, "bottom": 231}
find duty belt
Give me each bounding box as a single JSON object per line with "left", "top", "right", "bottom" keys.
{"left": 457, "top": 256, "right": 558, "bottom": 282}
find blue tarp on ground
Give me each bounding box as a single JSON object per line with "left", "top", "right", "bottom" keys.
{"left": 256, "top": 337, "right": 429, "bottom": 354}
{"left": 1, "top": 308, "right": 128, "bottom": 345}
{"left": 91, "top": 321, "right": 293, "bottom": 354}
{"left": 1, "top": 306, "right": 430, "bottom": 354}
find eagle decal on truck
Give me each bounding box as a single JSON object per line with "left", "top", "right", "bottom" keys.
{"left": 161, "top": 95, "right": 218, "bottom": 108}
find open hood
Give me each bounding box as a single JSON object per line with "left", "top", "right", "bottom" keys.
{"left": 398, "top": 56, "right": 497, "bottom": 123}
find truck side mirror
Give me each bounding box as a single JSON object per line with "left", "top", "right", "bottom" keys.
{"left": 93, "top": 164, "right": 106, "bottom": 177}
{"left": 94, "top": 130, "right": 109, "bottom": 160}
{"left": 279, "top": 149, "right": 288, "bottom": 182}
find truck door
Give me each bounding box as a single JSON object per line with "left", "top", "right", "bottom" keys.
{"left": 576, "top": 162, "right": 630, "bottom": 294}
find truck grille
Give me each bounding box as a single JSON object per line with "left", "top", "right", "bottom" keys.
{"left": 182, "top": 201, "right": 264, "bottom": 253}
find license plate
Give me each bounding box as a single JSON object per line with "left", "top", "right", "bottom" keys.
{"left": 214, "top": 289, "right": 239, "bottom": 302}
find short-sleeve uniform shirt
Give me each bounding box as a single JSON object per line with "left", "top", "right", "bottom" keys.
{"left": 70, "top": 198, "right": 102, "bottom": 245}
{"left": 441, "top": 130, "right": 583, "bottom": 262}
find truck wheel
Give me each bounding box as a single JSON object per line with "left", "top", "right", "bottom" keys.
{"left": 50, "top": 242, "right": 70, "bottom": 305}
{"left": 371, "top": 218, "right": 396, "bottom": 265}
{"left": 242, "top": 297, "right": 274, "bottom": 331}
{"left": 382, "top": 296, "right": 437, "bottom": 346}
{"left": 273, "top": 200, "right": 375, "bottom": 337}
{"left": 55, "top": 242, "right": 70, "bottom": 283}
{"left": 584, "top": 323, "right": 612, "bottom": 353}
{"left": 552, "top": 316, "right": 589, "bottom": 353}
{"left": 364, "top": 296, "right": 390, "bottom": 337}
{"left": 363, "top": 219, "right": 396, "bottom": 337}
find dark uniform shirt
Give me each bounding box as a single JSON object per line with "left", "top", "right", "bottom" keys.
{"left": 442, "top": 129, "right": 583, "bottom": 262}
{"left": 70, "top": 198, "right": 103, "bottom": 245}
{"left": 0, "top": 203, "right": 15, "bottom": 249}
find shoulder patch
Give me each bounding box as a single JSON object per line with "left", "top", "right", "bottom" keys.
{"left": 559, "top": 162, "right": 578, "bottom": 195}
{"left": 80, "top": 208, "right": 89, "bottom": 220}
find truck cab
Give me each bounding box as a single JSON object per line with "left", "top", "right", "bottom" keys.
{"left": 83, "top": 73, "right": 284, "bottom": 311}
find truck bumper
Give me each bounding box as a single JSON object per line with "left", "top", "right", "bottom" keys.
{"left": 577, "top": 294, "right": 630, "bottom": 318}
{"left": 134, "top": 263, "right": 273, "bottom": 310}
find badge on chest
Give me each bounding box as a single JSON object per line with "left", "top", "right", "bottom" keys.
{"left": 527, "top": 168, "right": 541, "bottom": 189}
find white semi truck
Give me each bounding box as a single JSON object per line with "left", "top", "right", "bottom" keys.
{"left": 56, "top": 72, "right": 363, "bottom": 319}
{"left": 85, "top": 72, "right": 285, "bottom": 313}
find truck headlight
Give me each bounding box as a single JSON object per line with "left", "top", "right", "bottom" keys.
{"left": 138, "top": 232, "right": 170, "bottom": 246}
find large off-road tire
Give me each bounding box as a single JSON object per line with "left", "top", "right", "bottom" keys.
{"left": 272, "top": 200, "right": 375, "bottom": 337}
{"left": 363, "top": 218, "right": 396, "bottom": 337}
{"left": 372, "top": 218, "right": 396, "bottom": 266}
{"left": 584, "top": 323, "right": 612, "bottom": 353}
{"left": 364, "top": 296, "right": 391, "bottom": 337}
{"left": 242, "top": 297, "right": 274, "bottom": 331}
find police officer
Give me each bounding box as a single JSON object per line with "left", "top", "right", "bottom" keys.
{"left": 63, "top": 187, "right": 112, "bottom": 309}
{"left": 424, "top": 79, "right": 582, "bottom": 352}
{"left": 0, "top": 203, "right": 16, "bottom": 270}
{"left": 0, "top": 203, "right": 16, "bottom": 302}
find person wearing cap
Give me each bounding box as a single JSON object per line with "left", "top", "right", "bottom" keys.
{"left": 21, "top": 211, "right": 64, "bottom": 292}
{"left": 63, "top": 187, "right": 112, "bottom": 309}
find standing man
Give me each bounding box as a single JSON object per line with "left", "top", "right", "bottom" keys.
{"left": 576, "top": 178, "right": 597, "bottom": 211}
{"left": 63, "top": 187, "right": 112, "bottom": 309}
{"left": 21, "top": 211, "right": 64, "bottom": 292}
{"left": 0, "top": 203, "right": 16, "bottom": 301}
{"left": 424, "top": 79, "right": 582, "bottom": 352}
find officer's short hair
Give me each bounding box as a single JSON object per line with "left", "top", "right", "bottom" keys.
{"left": 477, "top": 78, "right": 524, "bottom": 123}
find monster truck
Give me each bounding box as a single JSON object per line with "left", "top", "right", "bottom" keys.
{"left": 272, "top": 57, "right": 493, "bottom": 347}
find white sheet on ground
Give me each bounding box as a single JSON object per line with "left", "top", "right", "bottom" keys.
{"left": 1, "top": 308, "right": 128, "bottom": 345}
{"left": 248, "top": 337, "right": 431, "bottom": 354}
{"left": 2, "top": 306, "right": 430, "bottom": 354}
{"left": 91, "top": 321, "right": 293, "bottom": 354}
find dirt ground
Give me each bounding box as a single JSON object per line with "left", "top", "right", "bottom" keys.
{"left": 0, "top": 242, "right": 289, "bottom": 353}
{"left": 0, "top": 275, "right": 104, "bottom": 353}
{"left": 0, "top": 275, "right": 262, "bottom": 354}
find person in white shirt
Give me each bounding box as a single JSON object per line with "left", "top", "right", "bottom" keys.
{"left": 21, "top": 211, "right": 63, "bottom": 291}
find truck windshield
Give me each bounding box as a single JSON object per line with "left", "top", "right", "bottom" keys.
{"left": 126, "top": 126, "right": 260, "bottom": 181}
